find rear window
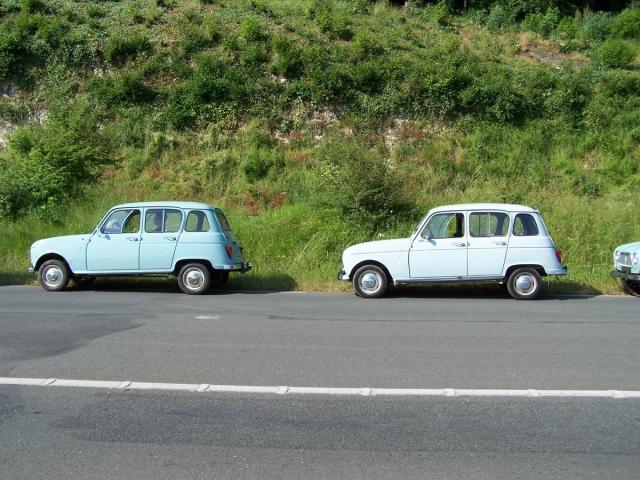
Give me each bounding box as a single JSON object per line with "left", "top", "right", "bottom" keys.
{"left": 215, "top": 209, "right": 232, "bottom": 231}
{"left": 513, "top": 214, "right": 539, "bottom": 236}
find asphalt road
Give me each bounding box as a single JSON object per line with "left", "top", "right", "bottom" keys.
{"left": 1, "top": 285, "right": 639, "bottom": 479}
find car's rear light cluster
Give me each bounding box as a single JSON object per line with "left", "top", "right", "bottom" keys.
{"left": 224, "top": 245, "right": 233, "bottom": 259}
{"left": 555, "top": 248, "right": 563, "bottom": 264}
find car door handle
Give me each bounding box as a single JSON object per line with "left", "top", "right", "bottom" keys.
{"left": 454, "top": 242, "right": 467, "bottom": 247}
{"left": 164, "top": 237, "right": 177, "bottom": 241}
{"left": 127, "top": 237, "right": 139, "bottom": 242}
{"left": 494, "top": 241, "right": 507, "bottom": 246}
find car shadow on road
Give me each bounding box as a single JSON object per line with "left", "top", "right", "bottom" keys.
{"left": 71, "top": 273, "right": 298, "bottom": 295}
{"left": 385, "top": 280, "right": 603, "bottom": 300}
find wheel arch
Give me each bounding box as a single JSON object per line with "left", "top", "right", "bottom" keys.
{"left": 35, "top": 253, "right": 72, "bottom": 272}
{"left": 350, "top": 260, "right": 394, "bottom": 283}
{"left": 173, "top": 259, "right": 214, "bottom": 275}
{"left": 504, "top": 264, "right": 547, "bottom": 279}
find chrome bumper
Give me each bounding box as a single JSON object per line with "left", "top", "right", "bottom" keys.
{"left": 337, "top": 268, "right": 350, "bottom": 281}
{"left": 611, "top": 270, "right": 640, "bottom": 282}
{"left": 223, "top": 261, "right": 252, "bottom": 273}
{"left": 28, "top": 266, "right": 35, "bottom": 274}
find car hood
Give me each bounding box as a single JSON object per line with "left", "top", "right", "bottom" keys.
{"left": 615, "top": 241, "right": 640, "bottom": 254}
{"left": 344, "top": 238, "right": 411, "bottom": 256}
{"left": 32, "top": 234, "right": 90, "bottom": 250}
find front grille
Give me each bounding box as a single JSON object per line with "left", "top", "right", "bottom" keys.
{"left": 618, "top": 252, "right": 632, "bottom": 267}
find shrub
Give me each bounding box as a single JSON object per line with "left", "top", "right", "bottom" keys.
{"left": 555, "top": 17, "right": 577, "bottom": 40}
{"left": 242, "top": 147, "right": 280, "bottom": 182}
{"left": 597, "top": 39, "right": 635, "bottom": 69}
{"left": 0, "top": 103, "right": 110, "bottom": 218}
{"left": 271, "top": 35, "right": 304, "bottom": 78}
{"left": 240, "top": 16, "right": 265, "bottom": 42}
{"left": 352, "top": 31, "right": 384, "bottom": 59}
{"left": 610, "top": 8, "right": 640, "bottom": 39}
{"left": 104, "top": 33, "right": 151, "bottom": 66}
{"left": 90, "top": 70, "right": 156, "bottom": 105}
{"left": 318, "top": 139, "right": 415, "bottom": 230}
{"left": 582, "top": 11, "right": 611, "bottom": 42}
{"left": 486, "top": 4, "right": 508, "bottom": 31}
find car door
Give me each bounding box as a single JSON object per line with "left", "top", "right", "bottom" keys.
{"left": 139, "top": 208, "right": 183, "bottom": 270}
{"left": 409, "top": 211, "right": 468, "bottom": 279}
{"left": 466, "top": 211, "right": 510, "bottom": 277}
{"left": 86, "top": 208, "right": 141, "bottom": 271}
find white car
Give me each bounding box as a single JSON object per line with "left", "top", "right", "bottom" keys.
{"left": 338, "top": 203, "right": 567, "bottom": 300}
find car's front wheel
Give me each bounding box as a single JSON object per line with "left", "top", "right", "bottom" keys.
{"left": 177, "top": 263, "right": 211, "bottom": 295}
{"left": 506, "top": 267, "right": 542, "bottom": 300}
{"left": 353, "top": 264, "right": 388, "bottom": 299}
{"left": 39, "top": 259, "right": 70, "bottom": 292}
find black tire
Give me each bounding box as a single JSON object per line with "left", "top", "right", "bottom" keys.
{"left": 622, "top": 279, "right": 640, "bottom": 297}
{"left": 353, "top": 264, "right": 388, "bottom": 299}
{"left": 177, "top": 263, "right": 211, "bottom": 295}
{"left": 506, "top": 267, "right": 542, "bottom": 300}
{"left": 38, "top": 259, "right": 70, "bottom": 292}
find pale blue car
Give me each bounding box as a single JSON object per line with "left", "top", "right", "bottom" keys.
{"left": 29, "top": 201, "right": 252, "bottom": 294}
{"left": 612, "top": 241, "right": 640, "bottom": 295}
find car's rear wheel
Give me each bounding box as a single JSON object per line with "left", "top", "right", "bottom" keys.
{"left": 39, "top": 259, "right": 70, "bottom": 292}
{"left": 177, "top": 263, "right": 211, "bottom": 295}
{"left": 353, "top": 264, "right": 388, "bottom": 299}
{"left": 506, "top": 268, "right": 542, "bottom": 300}
{"left": 622, "top": 279, "right": 640, "bottom": 296}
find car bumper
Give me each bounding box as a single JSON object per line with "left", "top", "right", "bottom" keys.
{"left": 546, "top": 266, "right": 568, "bottom": 276}
{"left": 218, "top": 262, "right": 252, "bottom": 273}
{"left": 611, "top": 270, "right": 640, "bottom": 282}
{"left": 28, "top": 266, "right": 35, "bottom": 274}
{"left": 337, "top": 268, "right": 350, "bottom": 281}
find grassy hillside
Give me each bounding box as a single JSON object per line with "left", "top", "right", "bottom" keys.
{"left": 1, "top": 0, "right": 639, "bottom": 293}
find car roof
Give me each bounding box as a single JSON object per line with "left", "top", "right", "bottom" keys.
{"left": 429, "top": 203, "right": 538, "bottom": 213}
{"left": 112, "top": 201, "right": 216, "bottom": 210}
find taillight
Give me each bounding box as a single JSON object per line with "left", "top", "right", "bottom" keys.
{"left": 555, "top": 249, "right": 563, "bottom": 263}
{"left": 225, "top": 245, "right": 233, "bottom": 258}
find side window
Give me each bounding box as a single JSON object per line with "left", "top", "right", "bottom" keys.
{"left": 185, "top": 211, "right": 211, "bottom": 232}
{"left": 102, "top": 209, "right": 139, "bottom": 234}
{"left": 513, "top": 214, "right": 539, "bottom": 236}
{"left": 122, "top": 210, "right": 141, "bottom": 234}
{"left": 145, "top": 209, "right": 183, "bottom": 233}
{"left": 422, "top": 213, "right": 465, "bottom": 239}
{"left": 164, "top": 209, "right": 183, "bottom": 233}
{"left": 215, "top": 209, "right": 232, "bottom": 231}
{"left": 469, "top": 212, "right": 510, "bottom": 237}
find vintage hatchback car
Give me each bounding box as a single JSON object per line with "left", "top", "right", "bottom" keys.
{"left": 611, "top": 241, "right": 640, "bottom": 295}
{"left": 29, "top": 201, "right": 252, "bottom": 295}
{"left": 338, "top": 203, "right": 567, "bottom": 300}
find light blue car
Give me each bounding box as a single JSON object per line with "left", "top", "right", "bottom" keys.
{"left": 29, "top": 201, "right": 252, "bottom": 294}
{"left": 612, "top": 241, "right": 640, "bottom": 295}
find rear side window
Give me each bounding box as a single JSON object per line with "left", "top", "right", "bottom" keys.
{"left": 215, "top": 209, "right": 232, "bottom": 231}
{"left": 513, "top": 214, "right": 539, "bottom": 236}
{"left": 469, "top": 212, "right": 510, "bottom": 237}
{"left": 185, "top": 211, "right": 211, "bottom": 232}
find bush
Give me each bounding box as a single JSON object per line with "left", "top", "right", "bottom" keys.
{"left": 0, "top": 103, "right": 110, "bottom": 218}
{"left": 352, "top": 31, "right": 384, "bottom": 59}
{"left": 318, "top": 140, "right": 415, "bottom": 230}
{"left": 90, "top": 70, "right": 156, "bottom": 105}
{"left": 271, "top": 35, "right": 304, "bottom": 78}
{"left": 240, "top": 16, "right": 265, "bottom": 42}
{"left": 597, "top": 39, "right": 635, "bottom": 69}
{"left": 486, "top": 4, "right": 508, "bottom": 31}
{"left": 104, "top": 33, "right": 151, "bottom": 66}
{"left": 582, "top": 11, "right": 611, "bottom": 42}
{"left": 242, "top": 147, "right": 280, "bottom": 182}
{"left": 555, "top": 17, "right": 577, "bottom": 40}
{"left": 610, "top": 8, "right": 640, "bottom": 39}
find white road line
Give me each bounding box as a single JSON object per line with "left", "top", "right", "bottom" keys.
{"left": 1, "top": 377, "right": 640, "bottom": 398}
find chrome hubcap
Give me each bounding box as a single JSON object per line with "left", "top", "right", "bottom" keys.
{"left": 43, "top": 266, "right": 63, "bottom": 288}
{"left": 359, "top": 271, "right": 381, "bottom": 293}
{"left": 514, "top": 273, "right": 536, "bottom": 295}
{"left": 184, "top": 268, "right": 205, "bottom": 290}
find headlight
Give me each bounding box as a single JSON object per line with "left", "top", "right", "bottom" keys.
{"left": 633, "top": 253, "right": 638, "bottom": 265}
{"left": 615, "top": 251, "right": 620, "bottom": 262}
